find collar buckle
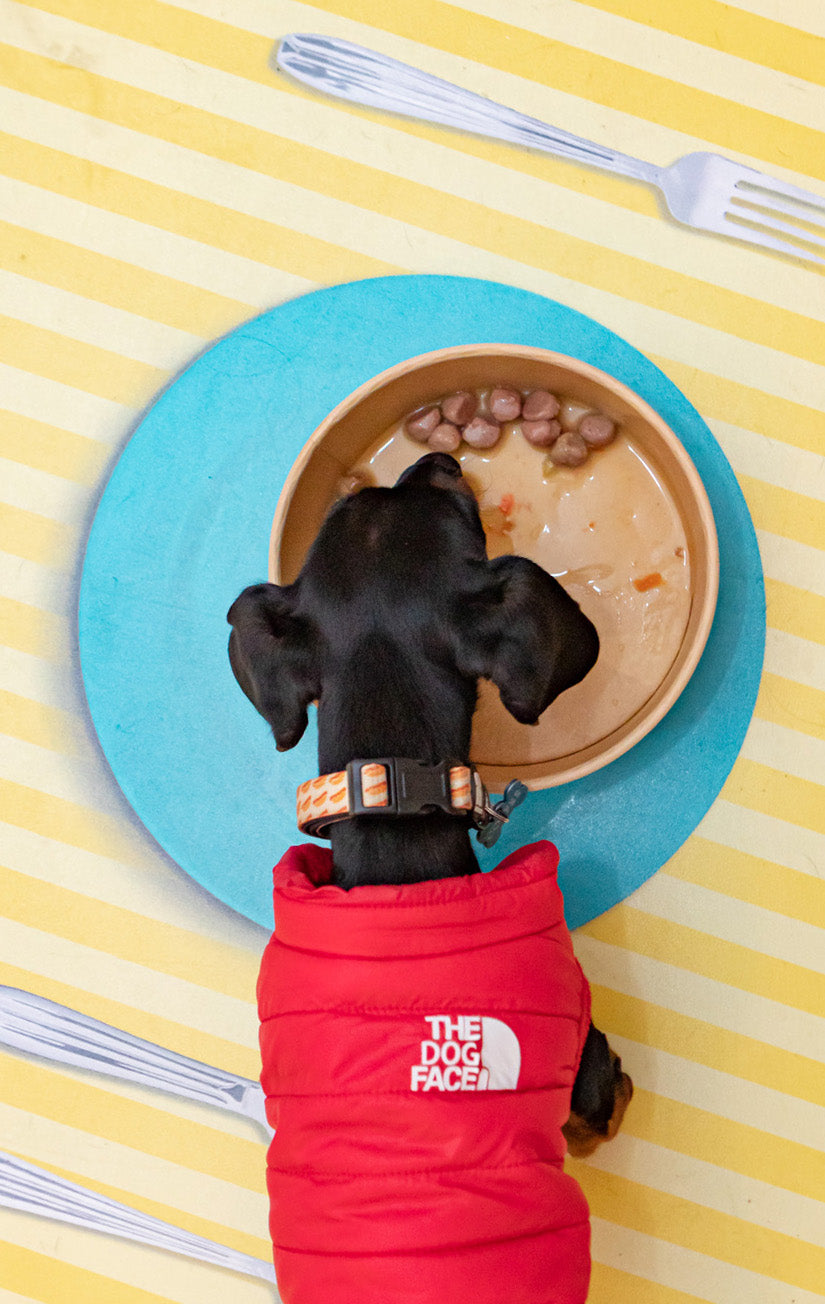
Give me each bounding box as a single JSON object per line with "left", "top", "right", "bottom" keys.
{"left": 347, "top": 757, "right": 458, "bottom": 819}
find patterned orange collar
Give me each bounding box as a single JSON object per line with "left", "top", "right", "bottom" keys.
{"left": 296, "top": 758, "right": 492, "bottom": 838}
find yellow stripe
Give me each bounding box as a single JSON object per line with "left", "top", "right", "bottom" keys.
{"left": 589, "top": 1262, "right": 708, "bottom": 1304}
{"left": 0, "top": 1243, "right": 173, "bottom": 1304}
{"left": 591, "top": 985, "right": 825, "bottom": 1108}
{"left": 625, "top": 1087, "right": 825, "bottom": 1205}
{"left": 574, "top": 0, "right": 825, "bottom": 85}
{"left": 584, "top": 904, "right": 825, "bottom": 1017}
{"left": 0, "top": 219, "right": 252, "bottom": 339}
{"left": 653, "top": 356, "right": 825, "bottom": 459}
{"left": 3, "top": 45, "right": 825, "bottom": 369}
{"left": 0, "top": 503, "right": 74, "bottom": 568}
{"left": 0, "top": 777, "right": 150, "bottom": 863}
{"left": 300, "top": 0, "right": 825, "bottom": 179}
{"left": 0, "top": 313, "right": 165, "bottom": 406}
{"left": 739, "top": 474, "right": 825, "bottom": 551}
{"left": 0, "top": 129, "right": 393, "bottom": 286}
{"left": 0, "top": 597, "right": 67, "bottom": 659}
{"left": 0, "top": 864, "right": 258, "bottom": 1000}
{"left": 0, "top": 961, "right": 259, "bottom": 1077}
{"left": 765, "top": 577, "right": 825, "bottom": 646}
{"left": 724, "top": 757, "right": 825, "bottom": 835}
{"left": 755, "top": 672, "right": 825, "bottom": 744}
{"left": 0, "top": 1055, "right": 262, "bottom": 1194}
{"left": 0, "top": 410, "right": 109, "bottom": 485}
{"left": 668, "top": 836, "right": 825, "bottom": 930}
{"left": 21, "top": 0, "right": 825, "bottom": 179}
{"left": 571, "top": 1164, "right": 825, "bottom": 1294}
{"left": 0, "top": 691, "right": 81, "bottom": 752}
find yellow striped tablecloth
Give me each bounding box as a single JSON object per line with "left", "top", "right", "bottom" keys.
{"left": 1, "top": 1, "right": 823, "bottom": 1301}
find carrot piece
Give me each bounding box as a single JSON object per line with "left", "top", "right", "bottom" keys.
{"left": 633, "top": 572, "right": 665, "bottom": 591}
{"left": 499, "top": 492, "right": 515, "bottom": 515}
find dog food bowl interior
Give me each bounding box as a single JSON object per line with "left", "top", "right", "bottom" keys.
{"left": 270, "top": 344, "right": 719, "bottom": 790}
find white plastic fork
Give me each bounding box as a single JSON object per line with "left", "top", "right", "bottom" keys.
{"left": 0, "top": 986, "right": 272, "bottom": 1136}
{"left": 276, "top": 33, "right": 825, "bottom": 267}
{"left": 0, "top": 1150, "right": 277, "bottom": 1283}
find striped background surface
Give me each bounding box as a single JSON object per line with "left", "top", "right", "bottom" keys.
{"left": 1, "top": 0, "right": 823, "bottom": 1300}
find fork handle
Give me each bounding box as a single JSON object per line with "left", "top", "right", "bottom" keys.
{"left": 277, "top": 34, "right": 660, "bottom": 185}
{"left": 0, "top": 1151, "right": 276, "bottom": 1281}
{"left": 0, "top": 986, "right": 267, "bottom": 1128}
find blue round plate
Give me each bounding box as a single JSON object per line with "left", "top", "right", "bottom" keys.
{"left": 78, "top": 276, "right": 765, "bottom": 930}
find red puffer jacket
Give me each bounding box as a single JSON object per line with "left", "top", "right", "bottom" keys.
{"left": 258, "top": 839, "right": 592, "bottom": 1304}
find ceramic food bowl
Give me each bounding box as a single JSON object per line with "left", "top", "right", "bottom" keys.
{"left": 270, "top": 344, "right": 719, "bottom": 789}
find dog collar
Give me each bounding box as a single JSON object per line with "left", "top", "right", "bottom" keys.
{"left": 297, "top": 758, "right": 496, "bottom": 838}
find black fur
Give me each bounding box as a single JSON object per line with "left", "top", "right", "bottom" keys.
{"left": 228, "top": 451, "right": 628, "bottom": 1140}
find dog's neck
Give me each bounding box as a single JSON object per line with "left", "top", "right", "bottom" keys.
{"left": 316, "top": 636, "right": 481, "bottom": 889}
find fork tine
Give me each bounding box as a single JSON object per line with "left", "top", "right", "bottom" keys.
{"left": 731, "top": 186, "right": 825, "bottom": 235}
{"left": 727, "top": 203, "right": 825, "bottom": 253}
{"left": 734, "top": 168, "right": 825, "bottom": 219}
{"left": 720, "top": 213, "right": 825, "bottom": 267}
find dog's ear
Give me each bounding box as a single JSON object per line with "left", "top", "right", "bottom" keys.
{"left": 227, "top": 583, "right": 320, "bottom": 751}
{"left": 454, "top": 556, "right": 599, "bottom": 724}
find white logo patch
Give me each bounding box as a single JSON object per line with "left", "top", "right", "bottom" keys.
{"left": 409, "top": 1015, "right": 521, "bottom": 1091}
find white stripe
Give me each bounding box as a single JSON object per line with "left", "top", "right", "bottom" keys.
{"left": 763, "top": 628, "right": 825, "bottom": 693}
{"left": 698, "top": 796, "right": 825, "bottom": 879}
{"left": 590, "top": 1218, "right": 825, "bottom": 1304}
{"left": 5, "top": 85, "right": 825, "bottom": 414}
{"left": 607, "top": 1033, "right": 825, "bottom": 1151}
{"left": 590, "top": 1131, "right": 825, "bottom": 1247}
{"left": 738, "top": 715, "right": 825, "bottom": 785}
{"left": 0, "top": 1213, "right": 272, "bottom": 1303}
{"left": 756, "top": 529, "right": 825, "bottom": 596}
{"left": 0, "top": 647, "right": 77, "bottom": 712}
{"left": 0, "top": 362, "right": 134, "bottom": 442}
{"left": 0, "top": 269, "right": 203, "bottom": 369}
{"left": 0, "top": 458, "right": 90, "bottom": 526}
{"left": 574, "top": 933, "right": 825, "bottom": 1062}
{"left": 0, "top": 820, "right": 267, "bottom": 948}
{"left": 3, "top": 3, "right": 823, "bottom": 322}
{"left": 455, "top": 0, "right": 825, "bottom": 129}
{"left": 0, "top": 552, "right": 74, "bottom": 614}
{"left": 629, "top": 871, "right": 825, "bottom": 975}
{"left": 0, "top": 173, "right": 312, "bottom": 310}
{"left": 708, "top": 419, "right": 825, "bottom": 503}
{"left": 0, "top": 1101, "right": 268, "bottom": 1236}
{"left": 0, "top": 916, "right": 258, "bottom": 1047}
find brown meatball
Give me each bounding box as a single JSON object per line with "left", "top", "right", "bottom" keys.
{"left": 522, "top": 389, "right": 560, "bottom": 421}
{"left": 522, "top": 418, "right": 562, "bottom": 447}
{"left": 428, "top": 422, "right": 462, "bottom": 452}
{"left": 579, "top": 412, "right": 617, "bottom": 448}
{"left": 441, "top": 391, "right": 478, "bottom": 425}
{"left": 405, "top": 405, "right": 441, "bottom": 442}
{"left": 547, "top": 430, "right": 589, "bottom": 466}
{"left": 462, "top": 416, "right": 502, "bottom": 449}
{"left": 488, "top": 387, "right": 522, "bottom": 422}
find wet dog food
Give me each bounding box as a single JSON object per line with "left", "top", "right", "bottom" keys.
{"left": 402, "top": 383, "right": 618, "bottom": 470}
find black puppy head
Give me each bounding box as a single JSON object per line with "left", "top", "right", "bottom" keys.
{"left": 227, "top": 452, "right": 598, "bottom": 749}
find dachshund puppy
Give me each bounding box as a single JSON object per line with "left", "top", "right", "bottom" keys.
{"left": 229, "top": 452, "right": 632, "bottom": 1301}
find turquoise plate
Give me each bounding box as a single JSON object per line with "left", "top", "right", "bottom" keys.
{"left": 78, "top": 276, "right": 765, "bottom": 929}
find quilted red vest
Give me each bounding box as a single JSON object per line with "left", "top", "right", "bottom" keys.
{"left": 258, "top": 839, "right": 592, "bottom": 1304}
